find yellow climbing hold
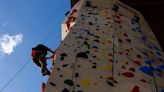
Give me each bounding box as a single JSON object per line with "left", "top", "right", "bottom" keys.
{"left": 81, "top": 80, "right": 91, "bottom": 87}
{"left": 103, "top": 66, "right": 112, "bottom": 70}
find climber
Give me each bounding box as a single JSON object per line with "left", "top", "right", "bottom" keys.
{"left": 31, "top": 44, "right": 54, "bottom": 76}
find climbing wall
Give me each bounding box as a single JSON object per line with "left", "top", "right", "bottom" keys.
{"left": 44, "top": 0, "right": 164, "bottom": 92}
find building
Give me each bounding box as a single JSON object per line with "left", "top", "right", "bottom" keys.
{"left": 44, "top": 0, "right": 164, "bottom": 92}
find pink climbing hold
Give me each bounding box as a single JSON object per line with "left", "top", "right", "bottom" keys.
{"left": 131, "top": 85, "right": 139, "bottom": 92}
{"left": 122, "top": 72, "right": 134, "bottom": 78}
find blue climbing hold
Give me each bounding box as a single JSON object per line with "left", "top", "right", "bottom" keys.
{"left": 141, "top": 36, "right": 146, "bottom": 41}
{"left": 139, "top": 66, "right": 154, "bottom": 76}
{"left": 144, "top": 60, "right": 151, "bottom": 65}
{"left": 143, "top": 52, "right": 148, "bottom": 56}
{"left": 151, "top": 59, "right": 155, "bottom": 63}
{"left": 159, "top": 65, "right": 164, "bottom": 70}
{"left": 156, "top": 52, "right": 161, "bottom": 56}
{"left": 154, "top": 46, "right": 160, "bottom": 51}
{"left": 155, "top": 73, "right": 161, "bottom": 77}
{"left": 156, "top": 68, "right": 162, "bottom": 73}
{"left": 160, "top": 89, "right": 164, "bottom": 92}
{"left": 92, "top": 45, "right": 99, "bottom": 49}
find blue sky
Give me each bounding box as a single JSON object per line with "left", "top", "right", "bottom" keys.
{"left": 0, "top": 0, "right": 70, "bottom": 92}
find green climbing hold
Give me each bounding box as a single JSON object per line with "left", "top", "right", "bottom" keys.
{"left": 64, "top": 79, "right": 74, "bottom": 86}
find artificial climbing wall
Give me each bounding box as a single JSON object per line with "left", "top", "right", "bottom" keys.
{"left": 45, "top": 0, "right": 164, "bottom": 92}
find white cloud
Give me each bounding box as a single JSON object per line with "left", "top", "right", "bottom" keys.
{"left": 0, "top": 34, "right": 23, "bottom": 55}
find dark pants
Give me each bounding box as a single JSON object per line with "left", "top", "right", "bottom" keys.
{"left": 33, "top": 52, "right": 48, "bottom": 73}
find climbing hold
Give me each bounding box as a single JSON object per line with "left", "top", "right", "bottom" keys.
{"left": 60, "top": 56, "right": 64, "bottom": 61}
{"left": 118, "top": 39, "right": 123, "bottom": 43}
{"left": 62, "top": 88, "right": 69, "bottom": 92}
{"left": 108, "top": 53, "right": 113, "bottom": 56}
{"left": 94, "top": 39, "right": 100, "bottom": 43}
{"left": 131, "top": 85, "right": 139, "bottom": 92}
{"left": 141, "top": 36, "right": 146, "bottom": 41}
{"left": 131, "top": 15, "right": 140, "bottom": 24}
{"left": 140, "top": 79, "right": 146, "bottom": 83}
{"left": 88, "top": 21, "right": 93, "bottom": 25}
{"left": 92, "top": 65, "right": 97, "bottom": 69}
{"left": 136, "top": 54, "right": 141, "bottom": 59}
{"left": 142, "top": 52, "right": 148, "bottom": 56}
{"left": 158, "top": 58, "right": 164, "bottom": 62}
{"left": 57, "top": 68, "right": 61, "bottom": 71}
{"left": 159, "top": 65, "right": 164, "bottom": 70}
{"left": 81, "top": 80, "right": 90, "bottom": 87}
{"left": 75, "top": 73, "right": 79, "bottom": 78}
{"left": 134, "top": 60, "right": 141, "bottom": 66}
{"left": 50, "top": 82, "right": 56, "bottom": 86}
{"left": 61, "top": 53, "right": 68, "bottom": 57}
{"left": 124, "top": 33, "right": 128, "bottom": 37}
{"left": 122, "top": 72, "right": 134, "bottom": 78}
{"left": 77, "top": 90, "right": 83, "bottom": 92}
{"left": 121, "top": 66, "right": 126, "bottom": 69}
{"left": 126, "top": 39, "right": 131, "bottom": 43}
{"left": 160, "top": 89, "right": 164, "bottom": 92}
{"left": 92, "top": 55, "right": 97, "bottom": 58}
{"left": 112, "top": 4, "right": 119, "bottom": 11}
{"left": 144, "top": 60, "right": 151, "bottom": 65}
{"left": 92, "top": 45, "right": 99, "bottom": 49}
{"left": 156, "top": 52, "right": 161, "bottom": 56}
{"left": 119, "top": 52, "right": 123, "bottom": 55}
{"left": 103, "top": 66, "right": 112, "bottom": 70}
{"left": 64, "top": 79, "right": 74, "bottom": 86}
{"left": 86, "top": 1, "right": 92, "bottom": 7}
{"left": 139, "top": 66, "right": 154, "bottom": 76}
{"left": 106, "top": 81, "right": 114, "bottom": 86}
{"left": 129, "top": 68, "right": 136, "bottom": 72}
{"left": 155, "top": 73, "right": 161, "bottom": 76}
{"left": 76, "top": 52, "right": 88, "bottom": 59}
{"left": 59, "top": 74, "right": 63, "bottom": 77}
{"left": 63, "top": 64, "right": 69, "bottom": 67}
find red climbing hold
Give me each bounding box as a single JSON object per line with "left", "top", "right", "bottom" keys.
{"left": 108, "top": 53, "right": 113, "bottom": 56}
{"left": 131, "top": 85, "right": 139, "bottom": 92}
{"left": 126, "top": 49, "right": 130, "bottom": 52}
{"left": 119, "top": 52, "right": 123, "bottom": 55}
{"left": 122, "top": 72, "right": 134, "bottom": 78}
{"left": 129, "top": 68, "right": 136, "bottom": 72}
{"left": 140, "top": 79, "right": 146, "bottom": 83}
{"left": 134, "top": 60, "right": 141, "bottom": 66}
{"left": 136, "top": 54, "right": 141, "bottom": 59}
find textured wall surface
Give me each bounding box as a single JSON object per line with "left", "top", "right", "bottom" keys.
{"left": 44, "top": 0, "right": 164, "bottom": 92}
